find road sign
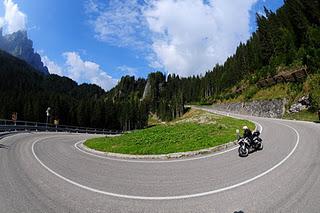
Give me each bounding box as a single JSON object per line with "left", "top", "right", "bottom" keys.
{"left": 54, "top": 119, "right": 59, "bottom": 125}
{"left": 12, "top": 112, "right": 18, "bottom": 122}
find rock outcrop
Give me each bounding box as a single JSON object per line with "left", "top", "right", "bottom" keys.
{"left": 288, "top": 96, "right": 311, "bottom": 113}
{"left": 142, "top": 79, "right": 152, "bottom": 100}
{"left": 257, "top": 67, "right": 308, "bottom": 88}
{"left": 141, "top": 73, "right": 165, "bottom": 101}
{"left": 0, "top": 29, "right": 49, "bottom": 75}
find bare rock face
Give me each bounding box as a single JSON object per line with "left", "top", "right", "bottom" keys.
{"left": 142, "top": 79, "right": 152, "bottom": 100}
{"left": 142, "top": 76, "right": 165, "bottom": 101}
{"left": 0, "top": 29, "right": 49, "bottom": 75}
{"left": 289, "top": 96, "right": 311, "bottom": 113}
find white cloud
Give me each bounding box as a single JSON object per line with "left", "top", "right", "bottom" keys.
{"left": 0, "top": 0, "right": 27, "bottom": 34}
{"left": 86, "top": 0, "right": 258, "bottom": 77}
{"left": 117, "top": 65, "right": 137, "bottom": 77}
{"left": 84, "top": 0, "right": 100, "bottom": 13}
{"left": 86, "top": 0, "right": 149, "bottom": 48}
{"left": 63, "top": 52, "right": 117, "bottom": 91}
{"left": 42, "top": 53, "right": 117, "bottom": 91}
{"left": 144, "top": 0, "right": 258, "bottom": 77}
{"left": 0, "top": 17, "right": 4, "bottom": 28}
{"left": 42, "top": 56, "right": 63, "bottom": 76}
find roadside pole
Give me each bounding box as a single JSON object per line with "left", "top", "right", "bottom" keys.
{"left": 46, "top": 107, "right": 51, "bottom": 131}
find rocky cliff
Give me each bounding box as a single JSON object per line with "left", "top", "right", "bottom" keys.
{"left": 0, "top": 29, "right": 49, "bottom": 75}
{"left": 142, "top": 79, "right": 152, "bottom": 100}
{"left": 142, "top": 74, "right": 164, "bottom": 101}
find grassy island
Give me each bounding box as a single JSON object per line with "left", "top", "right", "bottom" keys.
{"left": 84, "top": 109, "right": 255, "bottom": 155}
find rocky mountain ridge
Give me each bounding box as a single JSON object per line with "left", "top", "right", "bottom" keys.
{"left": 0, "top": 29, "right": 49, "bottom": 75}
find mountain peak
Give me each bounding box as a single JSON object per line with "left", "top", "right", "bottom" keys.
{"left": 0, "top": 29, "right": 49, "bottom": 75}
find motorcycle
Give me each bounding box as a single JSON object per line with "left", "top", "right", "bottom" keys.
{"left": 236, "top": 129, "right": 263, "bottom": 157}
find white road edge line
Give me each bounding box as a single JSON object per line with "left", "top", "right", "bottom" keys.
{"left": 31, "top": 122, "right": 299, "bottom": 200}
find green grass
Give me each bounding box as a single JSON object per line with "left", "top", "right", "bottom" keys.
{"left": 220, "top": 84, "right": 288, "bottom": 103}
{"left": 84, "top": 109, "right": 255, "bottom": 155}
{"left": 283, "top": 110, "right": 319, "bottom": 122}
{"left": 252, "top": 84, "right": 288, "bottom": 101}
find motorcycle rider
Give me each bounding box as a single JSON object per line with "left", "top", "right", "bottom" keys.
{"left": 243, "top": 126, "right": 254, "bottom": 145}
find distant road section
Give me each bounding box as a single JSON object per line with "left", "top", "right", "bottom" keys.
{"left": 0, "top": 110, "right": 319, "bottom": 212}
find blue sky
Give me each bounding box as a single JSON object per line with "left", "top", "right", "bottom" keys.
{"left": 0, "top": 0, "right": 284, "bottom": 90}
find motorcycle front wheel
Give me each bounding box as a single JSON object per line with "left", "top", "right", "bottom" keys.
{"left": 238, "top": 146, "right": 249, "bottom": 157}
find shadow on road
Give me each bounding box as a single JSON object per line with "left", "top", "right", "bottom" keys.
{"left": 238, "top": 148, "right": 260, "bottom": 158}
{"left": 0, "top": 144, "right": 9, "bottom": 149}
{"left": 234, "top": 211, "right": 244, "bottom": 213}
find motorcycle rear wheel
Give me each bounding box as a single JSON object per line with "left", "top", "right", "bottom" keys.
{"left": 257, "top": 143, "right": 263, "bottom": 150}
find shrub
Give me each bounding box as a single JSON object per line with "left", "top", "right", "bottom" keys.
{"left": 304, "top": 74, "right": 320, "bottom": 110}
{"left": 244, "top": 86, "right": 259, "bottom": 101}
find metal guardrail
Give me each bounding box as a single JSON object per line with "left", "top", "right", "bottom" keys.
{"left": 0, "top": 119, "right": 122, "bottom": 135}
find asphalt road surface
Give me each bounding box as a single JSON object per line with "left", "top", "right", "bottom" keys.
{"left": 0, "top": 108, "right": 319, "bottom": 213}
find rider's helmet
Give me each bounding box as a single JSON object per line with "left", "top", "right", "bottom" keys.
{"left": 243, "top": 126, "right": 248, "bottom": 130}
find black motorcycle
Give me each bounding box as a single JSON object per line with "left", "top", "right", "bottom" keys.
{"left": 237, "top": 130, "right": 263, "bottom": 157}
